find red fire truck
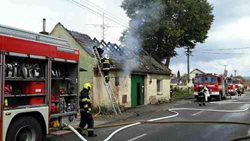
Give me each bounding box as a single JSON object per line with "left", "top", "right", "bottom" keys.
{"left": 0, "top": 24, "right": 79, "bottom": 141}
{"left": 227, "top": 77, "right": 245, "bottom": 95}
{"left": 234, "top": 78, "right": 245, "bottom": 94}
{"left": 193, "top": 73, "right": 227, "bottom": 101}
{"left": 227, "top": 77, "right": 237, "bottom": 95}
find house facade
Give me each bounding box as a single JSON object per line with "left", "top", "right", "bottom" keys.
{"left": 93, "top": 60, "right": 171, "bottom": 108}
{"left": 50, "top": 23, "right": 171, "bottom": 109}
{"left": 189, "top": 68, "right": 205, "bottom": 87}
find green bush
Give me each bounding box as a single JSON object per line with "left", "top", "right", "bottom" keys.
{"left": 171, "top": 87, "right": 193, "bottom": 101}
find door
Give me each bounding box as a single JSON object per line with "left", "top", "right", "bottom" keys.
{"left": 131, "top": 75, "right": 144, "bottom": 107}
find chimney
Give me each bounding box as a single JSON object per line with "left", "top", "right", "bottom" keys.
{"left": 39, "top": 18, "right": 49, "bottom": 35}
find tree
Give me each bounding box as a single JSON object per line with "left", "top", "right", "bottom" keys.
{"left": 177, "top": 70, "right": 181, "bottom": 80}
{"left": 121, "top": 0, "right": 214, "bottom": 67}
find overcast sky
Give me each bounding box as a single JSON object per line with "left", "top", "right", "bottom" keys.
{"left": 171, "top": 0, "right": 250, "bottom": 76}
{"left": 1, "top": 0, "right": 250, "bottom": 76}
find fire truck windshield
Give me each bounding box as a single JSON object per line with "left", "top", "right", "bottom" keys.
{"left": 194, "top": 76, "right": 217, "bottom": 84}
{"left": 227, "top": 79, "right": 233, "bottom": 84}
{"left": 233, "top": 80, "right": 239, "bottom": 84}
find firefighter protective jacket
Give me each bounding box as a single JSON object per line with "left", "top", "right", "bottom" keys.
{"left": 101, "top": 58, "right": 110, "bottom": 71}
{"left": 79, "top": 89, "right": 92, "bottom": 113}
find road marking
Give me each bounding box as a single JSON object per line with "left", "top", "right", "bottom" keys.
{"left": 210, "top": 101, "right": 250, "bottom": 104}
{"left": 127, "top": 133, "right": 147, "bottom": 141}
{"left": 169, "top": 107, "right": 250, "bottom": 113}
{"left": 192, "top": 111, "right": 204, "bottom": 116}
{"left": 247, "top": 128, "right": 250, "bottom": 136}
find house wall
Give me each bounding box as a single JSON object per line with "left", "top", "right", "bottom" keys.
{"left": 93, "top": 71, "right": 131, "bottom": 109}
{"left": 118, "top": 74, "right": 131, "bottom": 108}
{"left": 93, "top": 72, "right": 171, "bottom": 109}
{"left": 144, "top": 74, "right": 171, "bottom": 104}
{"left": 189, "top": 70, "right": 204, "bottom": 87}
{"left": 50, "top": 24, "right": 95, "bottom": 92}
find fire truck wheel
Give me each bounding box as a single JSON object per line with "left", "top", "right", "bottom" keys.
{"left": 6, "top": 116, "right": 42, "bottom": 141}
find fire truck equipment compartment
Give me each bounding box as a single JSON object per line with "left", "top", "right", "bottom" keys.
{"left": 22, "top": 82, "right": 45, "bottom": 94}
{"left": 29, "top": 97, "right": 45, "bottom": 105}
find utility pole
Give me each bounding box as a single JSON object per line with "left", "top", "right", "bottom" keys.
{"left": 224, "top": 65, "right": 228, "bottom": 77}
{"left": 186, "top": 47, "right": 192, "bottom": 95}
{"left": 234, "top": 70, "right": 237, "bottom": 77}
{"left": 102, "top": 13, "right": 105, "bottom": 40}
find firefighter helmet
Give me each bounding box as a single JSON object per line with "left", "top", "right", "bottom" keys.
{"left": 104, "top": 54, "right": 109, "bottom": 59}
{"left": 84, "top": 83, "right": 92, "bottom": 89}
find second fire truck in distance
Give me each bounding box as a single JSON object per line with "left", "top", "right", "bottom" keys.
{"left": 193, "top": 73, "right": 227, "bottom": 101}
{"left": 227, "top": 77, "right": 245, "bottom": 95}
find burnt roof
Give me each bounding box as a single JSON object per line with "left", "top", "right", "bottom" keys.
{"left": 60, "top": 24, "right": 171, "bottom": 75}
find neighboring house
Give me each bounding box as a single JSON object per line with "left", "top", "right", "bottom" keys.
{"left": 50, "top": 23, "right": 172, "bottom": 109}
{"left": 189, "top": 68, "right": 205, "bottom": 87}
{"left": 234, "top": 76, "right": 246, "bottom": 82}
{"left": 170, "top": 76, "right": 178, "bottom": 88}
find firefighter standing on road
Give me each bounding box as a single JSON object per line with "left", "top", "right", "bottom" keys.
{"left": 198, "top": 85, "right": 209, "bottom": 106}
{"left": 78, "top": 83, "right": 97, "bottom": 137}
{"left": 101, "top": 54, "right": 110, "bottom": 83}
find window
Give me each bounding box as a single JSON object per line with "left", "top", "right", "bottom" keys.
{"left": 122, "top": 95, "right": 127, "bottom": 103}
{"left": 157, "top": 80, "right": 163, "bottom": 93}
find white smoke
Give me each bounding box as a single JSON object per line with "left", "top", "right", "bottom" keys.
{"left": 119, "top": 0, "right": 164, "bottom": 78}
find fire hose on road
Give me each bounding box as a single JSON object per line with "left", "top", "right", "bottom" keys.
{"left": 63, "top": 123, "right": 87, "bottom": 141}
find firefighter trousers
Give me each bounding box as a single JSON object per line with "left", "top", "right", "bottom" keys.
{"left": 79, "top": 111, "right": 94, "bottom": 135}
{"left": 103, "top": 70, "right": 109, "bottom": 83}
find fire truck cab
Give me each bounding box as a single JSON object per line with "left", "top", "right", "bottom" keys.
{"left": 234, "top": 78, "right": 245, "bottom": 95}
{"left": 227, "top": 77, "right": 244, "bottom": 95}
{"left": 0, "top": 24, "right": 80, "bottom": 141}
{"left": 193, "top": 73, "right": 227, "bottom": 101}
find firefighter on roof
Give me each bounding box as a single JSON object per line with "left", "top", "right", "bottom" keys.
{"left": 101, "top": 54, "right": 110, "bottom": 83}
{"left": 78, "top": 83, "right": 97, "bottom": 137}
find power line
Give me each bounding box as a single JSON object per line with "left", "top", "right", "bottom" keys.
{"left": 194, "top": 51, "right": 250, "bottom": 55}
{"left": 67, "top": 0, "right": 129, "bottom": 28}
{"left": 69, "top": 0, "right": 128, "bottom": 27}
{"left": 197, "top": 47, "right": 250, "bottom": 51}
{"left": 79, "top": 0, "right": 128, "bottom": 24}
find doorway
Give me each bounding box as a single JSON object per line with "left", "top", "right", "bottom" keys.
{"left": 131, "top": 75, "right": 144, "bottom": 107}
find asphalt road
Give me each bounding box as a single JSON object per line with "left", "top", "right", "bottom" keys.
{"left": 50, "top": 93, "right": 250, "bottom": 141}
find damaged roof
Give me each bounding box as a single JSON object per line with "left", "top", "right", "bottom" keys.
{"left": 68, "top": 30, "right": 94, "bottom": 56}
{"left": 60, "top": 24, "right": 171, "bottom": 75}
